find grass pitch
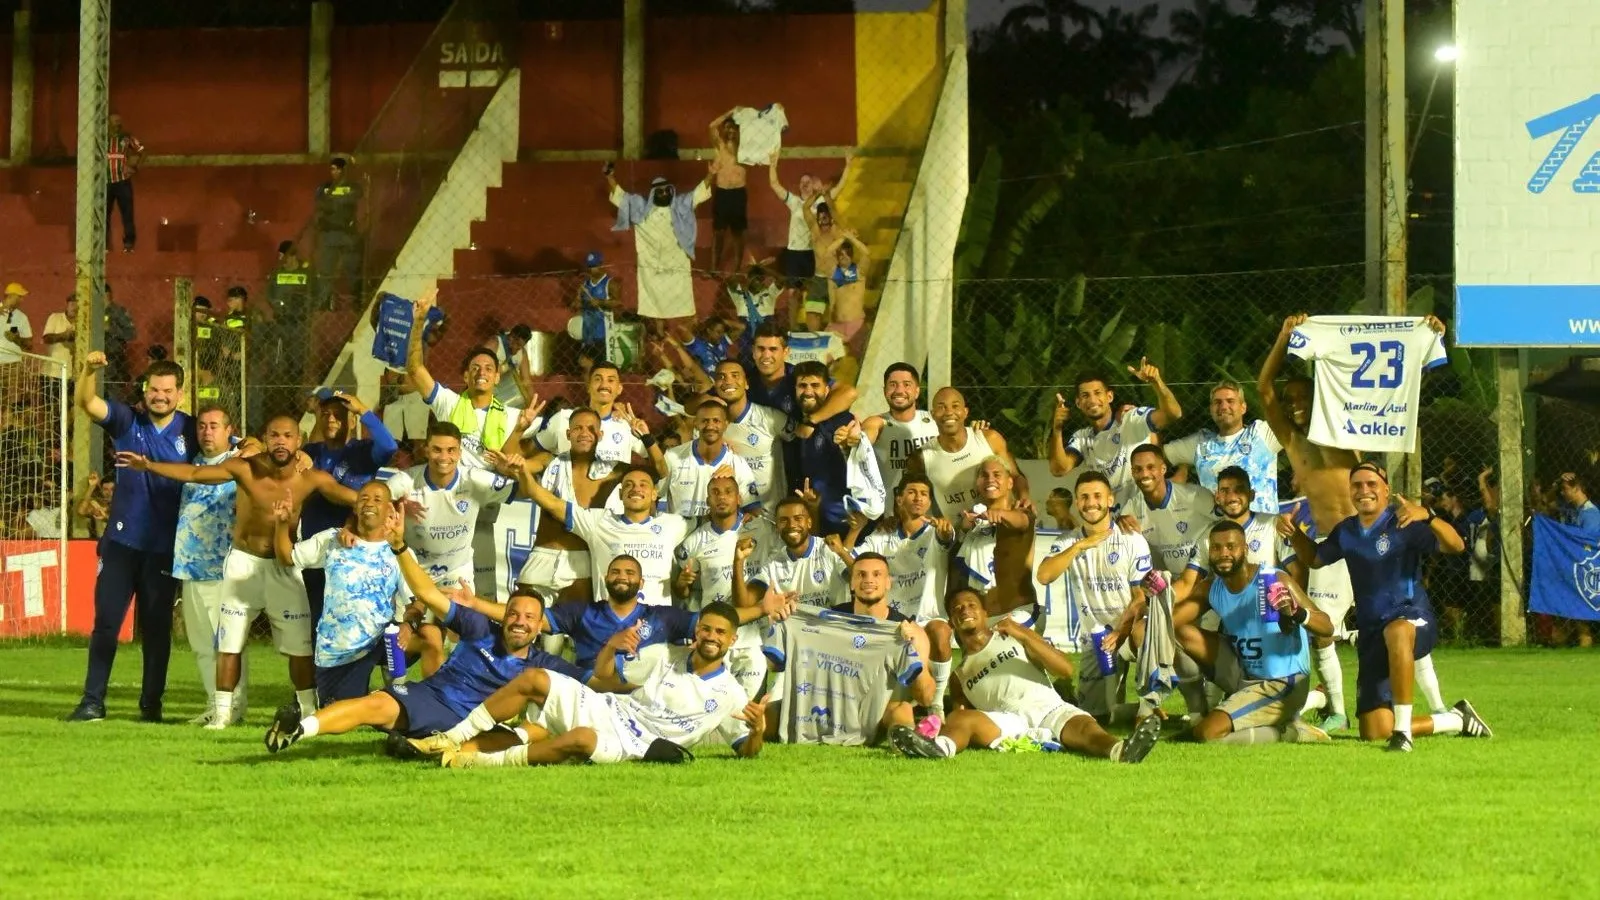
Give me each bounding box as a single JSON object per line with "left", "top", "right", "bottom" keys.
{"left": 2, "top": 643, "right": 1597, "bottom": 899}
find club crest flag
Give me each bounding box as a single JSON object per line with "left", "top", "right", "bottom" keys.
{"left": 1530, "top": 514, "right": 1600, "bottom": 621}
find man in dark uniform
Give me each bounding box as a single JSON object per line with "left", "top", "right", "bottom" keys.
{"left": 313, "top": 157, "right": 364, "bottom": 310}
{"left": 267, "top": 241, "right": 314, "bottom": 406}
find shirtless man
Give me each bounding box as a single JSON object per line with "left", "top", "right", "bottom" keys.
{"left": 513, "top": 405, "right": 624, "bottom": 603}
{"left": 800, "top": 200, "right": 845, "bottom": 330}
{"left": 821, "top": 230, "right": 870, "bottom": 346}
{"left": 768, "top": 147, "right": 851, "bottom": 290}
{"left": 709, "top": 109, "right": 748, "bottom": 273}
{"left": 905, "top": 387, "right": 1026, "bottom": 517}
{"left": 118, "top": 414, "right": 357, "bottom": 727}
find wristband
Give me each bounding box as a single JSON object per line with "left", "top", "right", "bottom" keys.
{"left": 639, "top": 433, "right": 656, "bottom": 449}
{"left": 390, "top": 543, "right": 408, "bottom": 556}
{"left": 1291, "top": 606, "right": 1309, "bottom": 626}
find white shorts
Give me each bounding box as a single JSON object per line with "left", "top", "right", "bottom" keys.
{"left": 217, "top": 548, "right": 313, "bottom": 656}
{"left": 1308, "top": 557, "right": 1354, "bottom": 638}
{"left": 180, "top": 578, "right": 228, "bottom": 655}
{"left": 982, "top": 701, "right": 1090, "bottom": 743}
{"left": 383, "top": 391, "right": 429, "bottom": 440}
{"left": 536, "top": 670, "right": 652, "bottom": 764}
{"left": 518, "top": 546, "right": 591, "bottom": 595}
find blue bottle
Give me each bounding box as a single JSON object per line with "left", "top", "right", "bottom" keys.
{"left": 383, "top": 623, "right": 406, "bottom": 685}
{"left": 1089, "top": 625, "right": 1116, "bottom": 675}
{"left": 1258, "top": 568, "right": 1281, "bottom": 624}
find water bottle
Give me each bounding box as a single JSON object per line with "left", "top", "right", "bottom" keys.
{"left": 382, "top": 623, "right": 406, "bottom": 686}
{"left": 1257, "top": 568, "right": 1281, "bottom": 624}
{"left": 1089, "top": 626, "right": 1117, "bottom": 676}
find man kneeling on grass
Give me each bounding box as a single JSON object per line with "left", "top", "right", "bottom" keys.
{"left": 264, "top": 527, "right": 588, "bottom": 755}
{"left": 409, "top": 601, "right": 768, "bottom": 767}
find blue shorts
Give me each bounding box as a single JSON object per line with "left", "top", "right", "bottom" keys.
{"left": 315, "top": 646, "right": 380, "bottom": 707}
{"left": 383, "top": 680, "right": 464, "bottom": 738}
{"left": 1355, "top": 608, "right": 1438, "bottom": 714}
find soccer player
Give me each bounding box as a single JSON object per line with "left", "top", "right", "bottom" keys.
{"left": 407, "top": 288, "right": 521, "bottom": 470}
{"left": 512, "top": 406, "right": 623, "bottom": 603}
{"left": 1163, "top": 380, "right": 1282, "bottom": 513}
{"left": 385, "top": 422, "right": 517, "bottom": 589}
{"left": 954, "top": 457, "right": 1039, "bottom": 617}
{"left": 888, "top": 589, "right": 1161, "bottom": 763}
{"left": 172, "top": 405, "right": 249, "bottom": 726}
{"left": 713, "top": 358, "right": 790, "bottom": 512}
{"left": 860, "top": 362, "right": 939, "bottom": 486}
{"left": 263, "top": 539, "right": 588, "bottom": 755}
{"left": 907, "top": 387, "right": 1024, "bottom": 517}
{"left": 527, "top": 361, "right": 667, "bottom": 476}
{"left": 1282, "top": 462, "right": 1492, "bottom": 751}
{"left": 824, "top": 553, "right": 936, "bottom": 729}
{"left": 789, "top": 360, "right": 860, "bottom": 536}
{"left": 1035, "top": 471, "right": 1152, "bottom": 723}
{"left": 420, "top": 602, "right": 767, "bottom": 766}
{"left": 1119, "top": 443, "right": 1217, "bottom": 576}
{"left": 301, "top": 388, "right": 397, "bottom": 623}
{"left": 659, "top": 397, "right": 760, "bottom": 518}
{"left": 545, "top": 554, "right": 694, "bottom": 676}
{"left": 516, "top": 462, "right": 689, "bottom": 606}
{"left": 1049, "top": 364, "right": 1183, "bottom": 504}
{"left": 272, "top": 481, "right": 407, "bottom": 705}
{"left": 674, "top": 475, "right": 780, "bottom": 695}
{"left": 744, "top": 321, "right": 858, "bottom": 424}
{"left": 120, "top": 414, "right": 358, "bottom": 726}
{"left": 69, "top": 351, "right": 198, "bottom": 723}
{"left": 735, "top": 495, "right": 850, "bottom": 608}
{"left": 1171, "top": 521, "right": 1332, "bottom": 745}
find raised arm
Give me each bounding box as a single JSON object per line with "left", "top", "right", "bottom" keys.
{"left": 312, "top": 470, "right": 358, "bottom": 507}
{"left": 116, "top": 452, "right": 240, "bottom": 485}
{"left": 75, "top": 351, "right": 111, "bottom": 423}
{"left": 271, "top": 498, "right": 296, "bottom": 567}
{"left": 405, "top": 288, "right": 441, "bottom": 401}
{"left": 1257, "top": 314, "right": 1306, "bottom": 447}
{"left": 767, "top": 151, "right": 788, "bottom": 201}
{"left": 1047, "top": 393, "right": 1081, "bottom": 477}
{"left": 1126, "top": 358, "right": 1182, "bottom": 431}
{"left": 731, "top": 538, "right": 768, "bottom": 608}
{"left": 826, "top": 152, "right": 853, "bottom": 201}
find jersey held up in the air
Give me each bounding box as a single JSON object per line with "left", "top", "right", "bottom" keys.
{"left": 1286, "top": 316, "right": 1447, "bottom": 453}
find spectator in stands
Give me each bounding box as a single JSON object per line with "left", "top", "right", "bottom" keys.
{"left": 823, "top": 230, "right": 870, "bottom": 347}
{"left": 606, "top": 163, "right": 710, "bottom": 329}
{"left": 709, "top": 109, "right": 748, "bottom": 273}
{"left": 725, "top": 262, "right": 783, "bottom": 355}
{"left": 24, "top": 478, "right": 62, "bottom": 540}
{"left": 573, "top": 251, "right": 616, "bottom": 360}
{"left": 684, "top": 317, "right": 732, "bottom": 381}
{"left": 267, "top": 240, "right": 313, "bottom": 388}
{"left": 767, "top": 148, "right": 850, "bottom": 289}
{"left": 641, "top": 318, "right": 709, "bottom": 397}
{"left": 102, "top": 283, "right": 136, "bottom": 396}
{"left": 43, "top": 294, "right": 76, "bottom": 371}
{"left": 313, "top": 157, "right": 365, "bottom": 310}
{"left": 485, "top": 324, "right": 534, "bottom": 406}
{"left": 1557, "top": 471, "right": 1600, "bottom": 531}
{"left": 106, "top": 113, "right": 144, "bottom": 253}
{"left": 801, "top": 202, "right": 846, "bottom": 329}
{"left": 0, "top": 282, "right": 32, "bottom": 363}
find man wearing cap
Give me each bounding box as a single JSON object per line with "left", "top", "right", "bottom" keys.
{"left": 574, "top": 251, "right": 617, "bottom": 360}
{"left": 302, "top": 388, "right": 398, "bottom": 622}
{"left": 42, "top": 294, "right": 76, "bottom": 372}
{"left": 606, "top": 164, "right": 711, "bottom": 326}
{"left": 0, "top": 282, "right": 32, "bottom": 364}
{"left": 313, "top": 157, "right": 365, "bottom": 310}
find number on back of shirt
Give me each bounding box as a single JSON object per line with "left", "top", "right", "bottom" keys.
{"left": 1349, "top": 340, "right": 1404, "bottom": 389}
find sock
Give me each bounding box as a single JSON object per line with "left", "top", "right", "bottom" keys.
{"left": 1430, "top": 710, "right": 1463, "bottom": 736}
{"left": 1300, "top": 688, "right": 1328, "bottom": 716}
{"left": 1393, "top": 703, "right": 1413, "bottom": 735}
{"left": 512, "top": 726, "right": 531, "bottom": 745}
{"left": 1218, "top": 725, "right": 1281, "bottom": 745}
{"left": 213, "top": 691, "right": 233, "bottom": 725}
{"left": 1413, "top": 655, "right": 1446, "bottom": 713}
{"left": 475, "top": 745, "right": 528, "bottom": 768}
{"left": 300, "top": 716, "right": 320, "bottom": 738}
{"left": 444, "top": 703, "right": 497, "bottom": 744}
{"left": 929, "top": 660, "right": 952, "bottom": 714}
{"left": 295, "top": 688, "right": 318, "bottom": 716}
{"left": 1314, "top": 645, "right": 1345, "bottom": 716}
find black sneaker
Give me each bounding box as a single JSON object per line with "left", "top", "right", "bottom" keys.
{"left": 384, "top": 730, "right": 426, "bottom": 760}
{"left": 1454, "top": 699, "right": 1492, "bottom": 738}
{"left": 263, "top": 704, "right": 304, "bottom": 754}
{"left": 1118, "top": 714, "right": 1162, "bottom": 764}
{"left": 641, "top": 738, "right": 694, "bottom": 764}
{"left": 66, "top": 700, "right": 106, "bottom": 722}
{"left": 139, "top": 703, "right": 164, "bottom": 724}
{"left": 1385, "top": 731, "right": 1414, "bottom": 753}
{"left": 888, "top": 724, "right": 948, "bottom": 759}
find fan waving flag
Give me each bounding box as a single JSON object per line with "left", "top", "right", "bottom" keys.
{"left": 1530, "top": 515, "right": 1600, "bottom": 622}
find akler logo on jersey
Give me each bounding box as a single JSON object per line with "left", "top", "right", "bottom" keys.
{"left": 1573, "top": 546, "right": 1600, "bottom": 612}
{"left": 962, "top": 644, "right": 1021, "bottom": 691}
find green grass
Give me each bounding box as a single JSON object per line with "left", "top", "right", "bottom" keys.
{"left": 2, "top": 644, "right": 1598, "bottom": 899}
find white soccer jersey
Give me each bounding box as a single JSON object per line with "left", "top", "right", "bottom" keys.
{"left": 872, "top": 411, "right": 939, "bottom": 489}
{"left": 386, "top": 466, "right": 515, "bottom": 584}
{"left": 1286, "top": 315, "right": 1447, "bottom": 453}
{"left": 1067, "top": 407, "right": 1156, "bottom": 505}
{"left": 675, "top": 513, "right": 778, "bottom": 649}
{"left": 1042, "top": 526, "right": 1152, "bottom": 650}
{"left": 423, "top": 385, "right": 522, "bottom": 471}
{"left": 921, "top": 426, "right": 997, "bottom": 516}
{"left": 957, "top": 631, "right": 1062, "bottom": 716}
{"left": 533, "top": 408, "right": 648, "bottom": 467}
{"left": 724, "top": 401, "right": 789, "bottom": 511}
{"left": 541, "top": 452, "right": 623, "bottom": 516}
{"left": 957, "top": 521, "right": 1000, "bottom": 589}
{"left": 1164, "top": 420, "right": 1284, "bottom": 513}
{"left": 751, "top": 536, "right": 849, "bottom": 607}
{"left": 1121, "top": 480, "right": 1217, "bottom": 575}
{"left": 1188, "top": 513, "right": 1296, "bottom": 577}
{"left": 660, "top": 443, "right": 760, "bottom": 518}
{"left": 565, "top": 504, "right": 689, "bottom": 606}
{"left": 858, "top": 520, "right": 949, "bottom": 622}
{"left": 621, "top": 649, "right": 751, "bottom": 749}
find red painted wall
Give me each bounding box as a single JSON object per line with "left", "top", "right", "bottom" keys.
{"left": 519, "top": 19, "right": 623, "bottom": 152}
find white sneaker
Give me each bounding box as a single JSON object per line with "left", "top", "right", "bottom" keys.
{"left": 188, "top": 709, "right": 216, "bottom": 727}
{"left": 203, "top": 716, "right": 229, "bottom": 731}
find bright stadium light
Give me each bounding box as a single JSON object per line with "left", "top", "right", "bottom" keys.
{"left": 1434, "top": 45, "right": 1459, "bottom": 63}
{"left": 1410, "top": 46, "right": 1460, "bottom": 174}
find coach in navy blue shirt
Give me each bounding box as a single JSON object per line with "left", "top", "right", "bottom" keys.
{"left": 69, "top": 351, "right": 198, "bottom": 722}
{"left": 300, "top": 387, "right": 397, "bottom": 622}
{"left": 788, "top": 360, "right": 855, "bottom": 536}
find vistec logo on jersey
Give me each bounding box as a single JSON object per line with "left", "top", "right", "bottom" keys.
{"left": 1524, "top": 94, "right": 1600, "bottom": 195}
{"left": 1573, "top": 546, "right": 1600, "bottom": 612}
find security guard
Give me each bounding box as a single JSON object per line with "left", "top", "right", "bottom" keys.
{"left": 267, "top": 240, "right": 313, "bottom": 377}
{"left": 313, "top": 157, "right": 364, "bottom": 310}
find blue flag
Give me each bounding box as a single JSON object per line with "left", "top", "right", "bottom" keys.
{"left": 370, "top": 293, "right": 444, "bottom": 370}
{"left": 1529, "top": 514, "right": 1600, "bottom": 621}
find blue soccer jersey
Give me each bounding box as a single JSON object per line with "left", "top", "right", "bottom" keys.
{"left": 301, "top": 410, "right": 398, "bottom": 537}
{"left": 1316, "top": 509, "right": 1438, "bottom": 631}
{"left": 1208, "top": 568, "right": 1310, "bottom": 681}
{"left": 425, "top": 603, "right": 586, "bottom": 717}
{"left": 172, "top": 450, "right": 238, "bottom": 581}
{"left": 99, "top": 399, "right": 197, "bottom": 554}
{"left": 545, "top": 600, "right": 697, "bottom": 670}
